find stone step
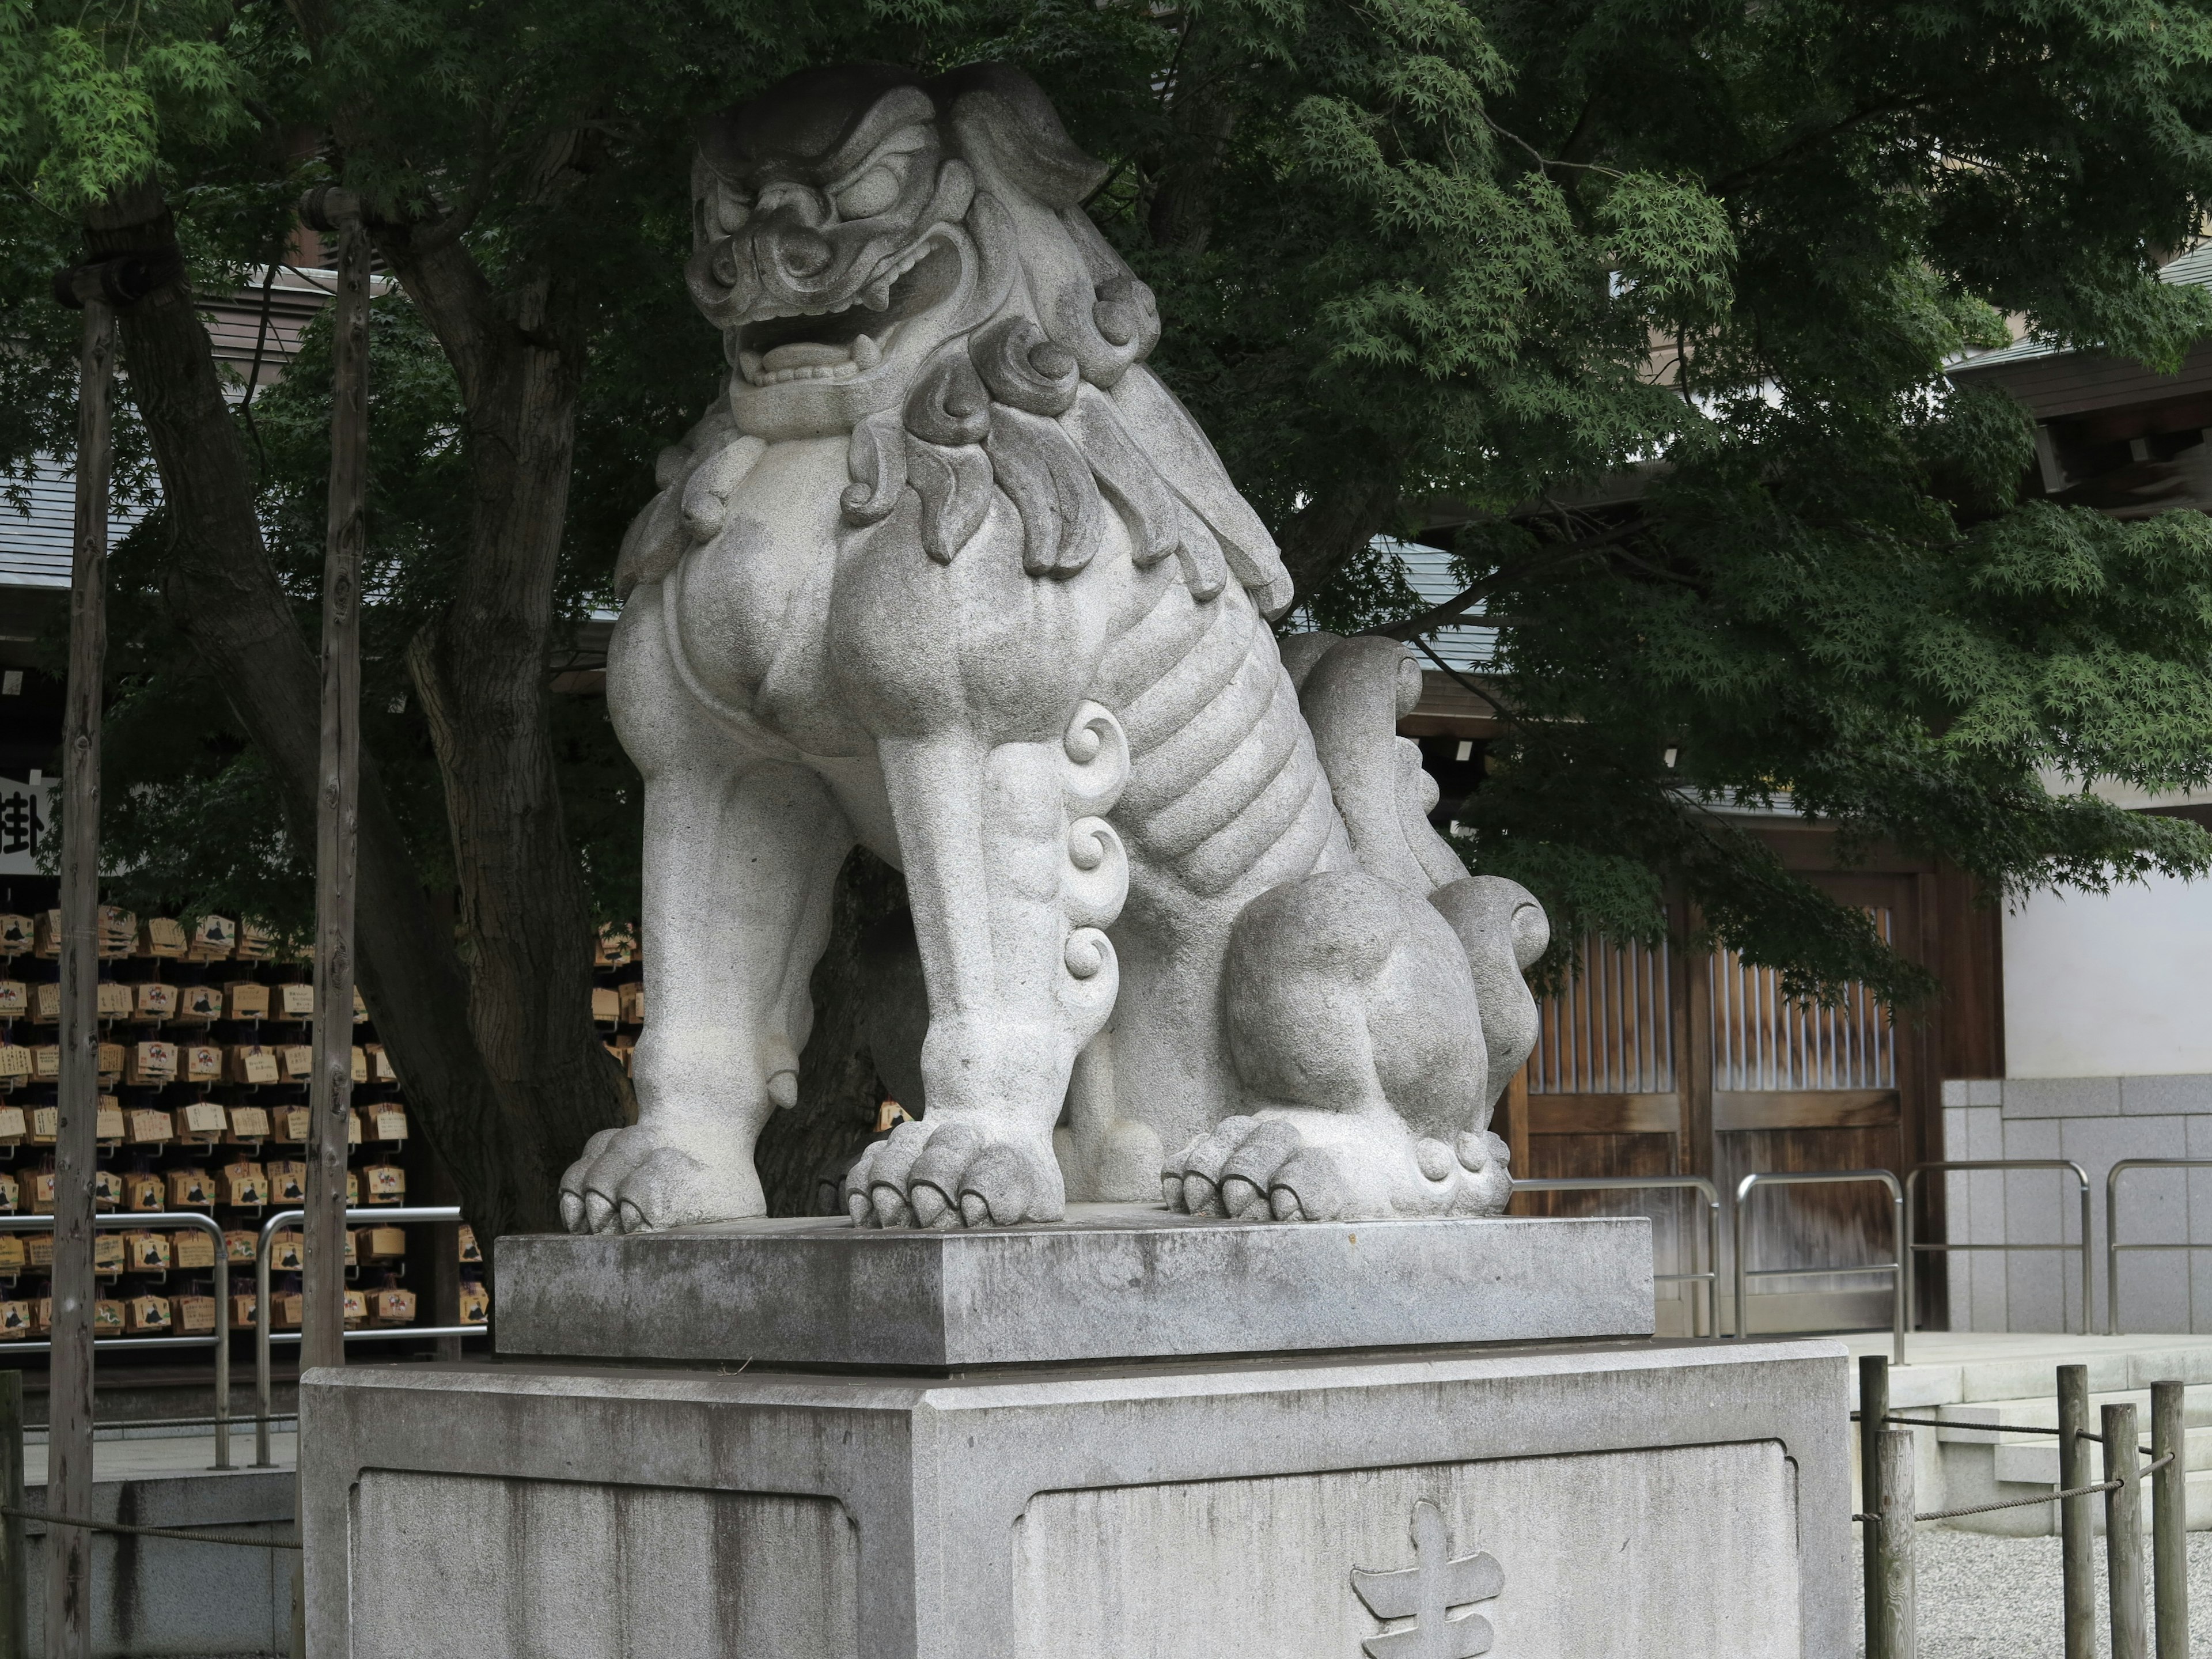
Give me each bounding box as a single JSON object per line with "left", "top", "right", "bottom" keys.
{"left": 1849, "top": 1339, "right": 2212, "bottom": 1411}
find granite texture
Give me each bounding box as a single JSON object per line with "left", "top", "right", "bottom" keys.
{"left": 497, "top": 1205, "right": 1656, "bottom": 1368}
{"left": 301, "top": 1337, "right": 1851, "bottom": 1659}
{"left": 559, "top": 59, "right": 1552, "bottom": 1237}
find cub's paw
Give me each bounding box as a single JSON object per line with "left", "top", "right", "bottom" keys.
{"left": 1161, "top": 1112, "right": 1512, "bottom": 1223}
{"left": 842, "top": 1118, "right": 1066, "bottom": 1229}
{"left": 559, "top": 1122, "right": 765, "bottom": 1234}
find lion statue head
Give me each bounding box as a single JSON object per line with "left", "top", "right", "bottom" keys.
{"left": 617, "top": 62, "right": 1291, "bottom": 619}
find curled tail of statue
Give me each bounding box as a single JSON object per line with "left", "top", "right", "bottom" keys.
{"left": 1283, "top": 630, "right": 1550, "bottom": 1111}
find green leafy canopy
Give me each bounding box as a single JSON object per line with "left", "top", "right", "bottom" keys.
{"left": 8, "top": 0, "right": 2212, "bottom": 1013}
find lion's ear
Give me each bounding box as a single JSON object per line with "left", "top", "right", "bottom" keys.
{"left": 934, "top": 63, "right": 1108, "bottom": 209}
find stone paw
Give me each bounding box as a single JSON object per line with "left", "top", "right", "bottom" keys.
{"left": 1160, "top": 1112, "right": 1513, "bottom": 1223}
{"left": 841, "top": 1118, "right": 1066, "bottom": 1229}
{"left": 559, "top": 1122, "right": 766, "bottom": 1233}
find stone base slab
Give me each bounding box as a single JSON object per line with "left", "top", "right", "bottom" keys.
{"left": 302, "top": 1337, "right": 1850, "bottom": 1658}
{"left": 494, "top": 1205, "right": 1655, "bottom": 1368}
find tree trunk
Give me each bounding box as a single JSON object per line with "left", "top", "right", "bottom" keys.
{"left": 373, "top": 230, "right": 627, "bottom": 1222}
{"left": 1278, "top": 471, "right": 1401, "bottom": 600}
{"left": 81, "top": 190, "right": 613, "bottom": 1244}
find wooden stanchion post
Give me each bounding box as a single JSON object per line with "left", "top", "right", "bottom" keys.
{"left": 0, "top": 1368, "right": 26, "bottom": 1659}
{"left": 46, "top": 291, "right": 115, "bottom": 1659}
{"left": 2059, "top": 1363, "right": 2094, "bottom": 1659}
{"left": 301, "top": 196, "right": 370, "bottom": 1379}
{"left": 1860, "top": 1353, "right": 1890, "bottom": 1659}
{"left": 1874, "top": 1426, "right": 1916, "bottom": 1659}
{"left": 2151, "top": 1380, "right": 2187, "bottom": 1659}
{"left": 2107, "top": 1400, "right": 2149, "bottom": 1659}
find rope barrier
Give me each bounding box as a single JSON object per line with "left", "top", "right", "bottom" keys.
{"left": 1853, "top": 1409, "right": 2160, "bottom": 1453}
{"left": 1914, "top": 1478, "right": 2123, "bottom": 1523}
{"left": 0, "top": 1503, "right": 301, "bottom": 1551}
{"left": 1853, "top": 1450, "right": 2173, "bottom": 1525}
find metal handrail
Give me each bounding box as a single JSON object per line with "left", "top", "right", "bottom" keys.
{"left": 1734, "top": 1169, "right": 1906, "bottom": 1363}
{"left": 1512, "top": 1176, "right": 1725, "bottom": 1337}
{"left": 0, "top": 1211, "right": 232, "bottom": 1468}
{"left": 252, "top": 1206, "right": 474, "bottom": 1467}
{"left": 1904, "top": 1161, "right": 2094, "bottom": 1337}
{"left": 2105, "top": 1159, "right": 2212, "bottom": 1336}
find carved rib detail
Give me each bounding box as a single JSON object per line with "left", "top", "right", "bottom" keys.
{"left": 1132, "top": 691, "right": 1305, "bottom": 861}
{"left": 1180, "top": 748, "right": 1342, "bottom": 897}
{"left": 1115, "top": 643, "right": 1282, "bottom": 820}
{"left": 1118, "top": 593, "right": 1252, "bottom": 757}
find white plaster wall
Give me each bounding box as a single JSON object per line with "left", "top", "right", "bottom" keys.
{"left": 2004, "top": 875, "right": 2212, "bottom": 1078}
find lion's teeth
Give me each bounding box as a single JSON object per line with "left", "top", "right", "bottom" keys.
{"left": 738, "top": 350, "right": 764, "bottom": 384}
{"left": 864, "top": 281, "right": 892, "bottom": 309}
{"left": 851, "top": 334, "right": 881, "bottom": 369}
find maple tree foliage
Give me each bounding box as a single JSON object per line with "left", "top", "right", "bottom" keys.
{"left": 5, "top": 0, "right": 2212, "bottom": 1211}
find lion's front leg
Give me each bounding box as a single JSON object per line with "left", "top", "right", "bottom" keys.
{"left": 846, "top": 705, "right": 1130, "bottom": 1228}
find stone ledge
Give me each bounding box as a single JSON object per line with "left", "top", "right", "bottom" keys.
{"left": 494, "top": 1203, "right": 1654, "bottom": 1369}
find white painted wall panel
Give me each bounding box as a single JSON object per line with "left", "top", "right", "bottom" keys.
{"left": 2004, "top": 876, "right": 2212, "bottom": 1078}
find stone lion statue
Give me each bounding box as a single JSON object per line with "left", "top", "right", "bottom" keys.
{"left": 559, "top": 61, "right": 1549, "bottom": 1234}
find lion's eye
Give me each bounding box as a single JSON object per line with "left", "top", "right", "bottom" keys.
{"left": 833, "top": 164, "right": 902, "bottom": 220}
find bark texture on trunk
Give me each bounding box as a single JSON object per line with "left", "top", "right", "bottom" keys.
{"left": 1278, "top": 471, "right": 1402, "bottom": 603}
{"left": 82, "top": 192, "right": 612, "bottom": 1244}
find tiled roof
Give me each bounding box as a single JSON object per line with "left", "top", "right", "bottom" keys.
{"left": 1385, "top": 537, "right": 1497, "bottom": 672}
{"left": 1948, "top": 245, "right": 2212, "bottom": 377}
{"left": 0, "top": 463, "right": 143, "bottom": 590}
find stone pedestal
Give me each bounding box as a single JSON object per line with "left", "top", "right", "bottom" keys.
{"left": 300, "top": 1209, "right": 1851, "bottom": 1657}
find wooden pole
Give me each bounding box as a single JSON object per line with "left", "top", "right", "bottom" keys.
{"left": 2058, "top": 1364, "right": 2094, "bottom": 1659}
{"left": 1859, "top": 1353, "right": 1889, "bottom": 1659}
{"left": 302, "top": 208, "right": 369, "bottom": 1378}
{"left": 45, "top": 294, "right": 114, "bottom": 1659}
{"left": 0, "top": 1369, "right": 26, "bottom": 1659}
{"left": 2107, "top": 1400, "right": 2149, "bottom": 1659}
{"left": 2151, "top": 1380, "right": 2187, "bottom": 1659}
{"left": 1873, "top": 1426, "right": 1916, "bottom": 1658}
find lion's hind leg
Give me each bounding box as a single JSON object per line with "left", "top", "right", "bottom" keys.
{"left": 1160, "top": 867, "right": 1512, "bottom": 1222}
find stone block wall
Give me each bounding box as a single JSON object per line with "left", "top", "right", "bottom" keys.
{"left": 1942, "top": 1075, "right": 2212, "bottom": 1333}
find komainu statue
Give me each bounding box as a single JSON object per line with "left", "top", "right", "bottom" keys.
{"left": 560, "top": 62, "right": 1549, "bottom": 1234}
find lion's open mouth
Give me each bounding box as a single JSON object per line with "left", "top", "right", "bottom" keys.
{"left": 734, "top": 236, "right": 961, "bottom": 388}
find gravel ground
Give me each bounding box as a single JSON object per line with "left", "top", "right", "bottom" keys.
{"left": 1857, "top": 1529, "right": 2212, "bottom": 1657}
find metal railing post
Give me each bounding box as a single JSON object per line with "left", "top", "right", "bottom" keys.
{"left": 257, "top": 1209, "right": 284, "bottom": 1468}
{"left": 1509, "top": 1176, "right": 1724, "bottom": 1336}
{"left": 2059, "top": 1364, "right": 2095, "bottom": 1659}
{"left": 1734, "top": 1169, "right": 1906, "bottom": 1361}
{"left": 0, "top": 1368, "right": 25, "bottom": 1659}
{"left": 1859, "top": 1354, "right": 1889, "bottom": 1658}
{"left": 2107, "top": 1400, "right": 2148, "bottom": 1659}
{"left": 2105, "top": 1158, "right": 2212, "bottom": 1336}
{"left": 1872, "top": 1425, "right": 1916, "bottom": 1658}
{"left": 1904, "top": 1162, "right": 2094, "bottom": 1336}
{"left": 209, "top": 1215, "right": 230, "bottom": 1471}
{"left": 2152, "top": 1379, "right": 2187, "bottom": 1659}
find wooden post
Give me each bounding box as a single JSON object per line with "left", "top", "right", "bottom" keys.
{"left": 0, "top": 1369, "right": 27, "bottom": 1659}
{"left": 302, "top": 202, "right": 369, "bottom": 1378}
{"left": 2107, "top": 1400, "right": 2148, "bottom": 1659}
{"left": 1872, "top": 1426, "right": 1916, "bottom": 1659}
{"left": 2059, "top": 1364, "right": 2094, "bottom": 1659}
{"left": 1859, "top": 1354, "right": 1891, "bottom": 1659}
{"left": 1501, "top": 1069, "right": 1531, "bottom": 1206}
{"left": 2151, "top": 1380, "right": 2187, "bottom": 1659}
{"left": 46, "top": 294, "right": 115, "bottom": 1659}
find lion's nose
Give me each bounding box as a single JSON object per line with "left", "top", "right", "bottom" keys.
{"left": 775, "top": 230, "right": 833, "bottom": 279}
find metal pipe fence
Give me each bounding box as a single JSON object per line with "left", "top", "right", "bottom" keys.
{"left": 251, "top": 1206, "right": 479, "bottom": 1467}
{"left": 0, "top": 1214, "right": 231, "bottom": 1468}
{"left": 1736, "top": 1169, "right": 1906, "bottom": 1361}
{"left": 1904, "top": 1161, "right": 2095, "bottom": 1337}
{"left": 2105, "top": 1160, "right": 2212, "bottom": 1337}
{"left": 1510, "top": 1176, "right": 1724, "bottom": 1336}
